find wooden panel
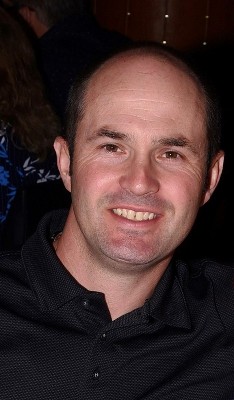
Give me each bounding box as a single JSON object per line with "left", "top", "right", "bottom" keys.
{"left": 92, "top": 0, "right": 234, "bottom": 51}
{"left": 126, "top": 0, "right": 165, "bottom": 42}
{"left": 165, "top": 0, "right": 207, "bottom": 50}
{"left": 92, "top": 0, "right": 128, "bottom": 35}
{"left": 208, "top": 0, "right": 234, "bottom": 44}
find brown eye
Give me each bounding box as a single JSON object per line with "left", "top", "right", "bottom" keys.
{"left": 104, "top": 144, "right": 120, "bottom": 153}
{"left": 165, "top": 151, "right": 179, "bottom": 159}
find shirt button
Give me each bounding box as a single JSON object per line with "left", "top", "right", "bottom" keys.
{"left": 82, "top": 299, "right": 90, "bottom": 308}
{"left": 101, "top": 333, "right": 107, "bottom": 340}
{"left": 93, "top": 368, "right": 100, "bottom": 380}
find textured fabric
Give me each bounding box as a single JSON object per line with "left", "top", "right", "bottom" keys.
{"left": 0, "top": 209, "right": 234, "bottom": 399}
{"left": 37, "top": 14, "right": 131, "bottom": 118}
{"left": 0, "top": 119, "right": 60, "bottom": 227}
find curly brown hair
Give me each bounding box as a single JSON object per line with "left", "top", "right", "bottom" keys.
{"left": 0, "top": 6, "right": 61, "bottom": 160}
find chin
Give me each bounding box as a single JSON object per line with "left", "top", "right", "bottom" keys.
{"left": 105, "top": 245, "right": 160, "bottom": 267}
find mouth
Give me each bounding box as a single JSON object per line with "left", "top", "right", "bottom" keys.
{"left": 112, "top": 208, "right": 156, "bottom": 221}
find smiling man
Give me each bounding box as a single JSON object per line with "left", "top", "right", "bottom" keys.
{"left": 0, "top": 42, "right": 233, "bottom": 399}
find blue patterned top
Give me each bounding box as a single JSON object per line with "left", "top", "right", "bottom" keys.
{"left": 0, "top": 119, "right": 60, "bottom": 226}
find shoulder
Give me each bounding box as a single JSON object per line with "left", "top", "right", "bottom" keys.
{"left": 186, "top": 258, "right": 234, "bottom": 332}
{"left": 0, "top": 249, "right": 25, "bottom": 280}
{"left": 0, "top": 249, "right": 29, "bottom": 303}
{"left": 191, "top": 258, "right": 234, "bottom": 291}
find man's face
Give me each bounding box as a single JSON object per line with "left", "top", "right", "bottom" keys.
{"left": 58, "top": 55, "right": 223, "bottom": 270}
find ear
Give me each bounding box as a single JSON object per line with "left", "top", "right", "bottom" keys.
{"left": 202, "top": 150, "right": 224, "bottom": 205}
{"left": 18, "top": 6, "right": 34, "bottom": 25}
{"left": 54, "top": 136, "right": 71, "bottom": 193}
{"left": 19, "top": 5, "right": 47, "bottom": 37}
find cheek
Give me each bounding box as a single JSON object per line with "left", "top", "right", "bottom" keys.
{"left": 71, "top": 155, "right": 118, "bottom": 196}
{"left": 165, "top": 168, "right": 205, "bottom": 208}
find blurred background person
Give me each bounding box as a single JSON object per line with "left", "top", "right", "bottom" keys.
{"left": 0, "top": 6, "right": 61, "bottom": 244}
{"left": 8, "top": 0, "right": 132, "bottom": 120}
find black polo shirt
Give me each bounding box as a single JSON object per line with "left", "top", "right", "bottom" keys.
{"left": 0, "top": 210, "right": 234, "bottom": 399}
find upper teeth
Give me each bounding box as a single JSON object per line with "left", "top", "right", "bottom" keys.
{"left": 113, "top": 208, "right": 156, "bottom": 221}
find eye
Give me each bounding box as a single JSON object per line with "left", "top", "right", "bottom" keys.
{"left": 163, "top": 151, "right": 181, "bottom": 159}
{"left": 103, "top": 144, "right": 122, "bottom": 153}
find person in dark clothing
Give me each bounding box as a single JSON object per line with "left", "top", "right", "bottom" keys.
{"left": 0, "top": 42, "right": 233, "bottom": 399}
{"left": 0, "top": 6, "right": 60, "bottom": 242}
{"left": 10, "top": 0, "right": 131, "bottom": 120}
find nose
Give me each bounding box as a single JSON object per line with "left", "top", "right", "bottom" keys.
{"left": 119, "top": 159, "right": 160, "bottom": 196}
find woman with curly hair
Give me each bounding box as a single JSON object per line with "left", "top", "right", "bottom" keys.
{"left": 0, "top": 6, "right": 61, "bottom": 235}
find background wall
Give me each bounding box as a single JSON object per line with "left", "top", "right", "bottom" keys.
{"left": 92, "top": 0, "right": 234, "bottom": 51}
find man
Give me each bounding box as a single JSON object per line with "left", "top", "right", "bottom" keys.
{"left": 0, "top": 42, "right": 233, "bottom": 399}
{"left": 9, "top": 0, "right": 131, "bottom": 119}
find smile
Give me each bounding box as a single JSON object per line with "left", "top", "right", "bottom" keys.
{"left": 112, "top": 208, "right": 156, "bottom": 221}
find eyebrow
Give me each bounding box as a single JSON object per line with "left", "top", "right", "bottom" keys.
{"left": 87, "top": 128, "right": 199, "bottom": 154}
{"left": 157, "top": 137, "right": 189, "bottom": 147}
{"left": 87, "top": 128, "right": 128, "bottom": 141}
{"left": 156, "top": 136, "right": 199, "bottom": 155}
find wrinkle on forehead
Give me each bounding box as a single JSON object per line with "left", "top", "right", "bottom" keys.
{"left": 86, "top": 54, "right": 205, "bottom": 108}
{"left": 91, "top": 53, "right": 194, "bottom": 82}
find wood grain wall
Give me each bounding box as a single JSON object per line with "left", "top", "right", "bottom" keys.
{"left": 92, "top": 0, "right": 234, "bottom": 51}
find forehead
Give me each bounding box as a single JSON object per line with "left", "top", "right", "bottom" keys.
{"left": 86, "top": 53, "right": 204, "bottom": 101}
{"left": 80, "top": 53, "right": 206, "bottom": 136}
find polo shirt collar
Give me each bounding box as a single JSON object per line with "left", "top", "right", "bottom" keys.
{"left": 148, "top": 259, "right": 191, "bottom": 329}
{"left": 22, "top": 210, "right": 85, "bottom": 311}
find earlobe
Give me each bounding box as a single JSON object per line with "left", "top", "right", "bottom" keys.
{"left": 54, "top": 136, "right": 71, "bottom": 192}
{"left": 202, "top": 150, "right": 224, "bottom": 205}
